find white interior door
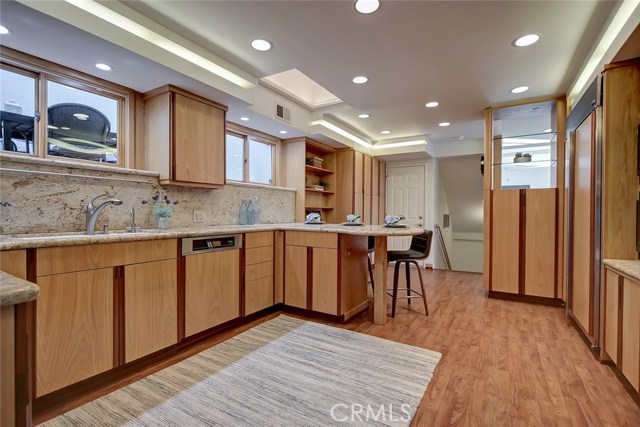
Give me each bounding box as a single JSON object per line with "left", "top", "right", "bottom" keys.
{"left": 386, "top": 165, "right": 425, "bottom": 250}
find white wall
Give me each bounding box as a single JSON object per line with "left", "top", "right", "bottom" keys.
{"left": 435, "top": 158, "right": 453, "bottom": 269}
{"left": 451, "top": 232, "right": 483, "bottom": 273}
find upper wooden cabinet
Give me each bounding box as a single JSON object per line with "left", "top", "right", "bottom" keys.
{"left": 140, "top": 85, "right": 228, "bottom": 188}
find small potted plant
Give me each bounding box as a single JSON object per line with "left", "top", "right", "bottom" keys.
{"left": 514, "top": 152, "right": 532, "bottom": 163}
{"left": 142, "top": 191, "right": 179, "bottom": 229}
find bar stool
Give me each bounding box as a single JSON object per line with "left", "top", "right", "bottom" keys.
{"left": 386, "top": 230, "right": 433, "bottom": 317}
{"left": 367, "top": 236, "right": 375, "bottom": 290}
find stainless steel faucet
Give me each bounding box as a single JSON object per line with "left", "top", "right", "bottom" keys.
{"left": 128, "top": 207, "right": 139, "bottom": 233}
{"left": 85, "top": 192, "right": 123, "bottom": 235}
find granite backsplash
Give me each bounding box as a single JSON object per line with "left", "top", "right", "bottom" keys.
{"left": 0, "top": 155, "right": 295, "bottom": 234}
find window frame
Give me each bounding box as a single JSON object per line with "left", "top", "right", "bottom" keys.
{"left": 1, "top": 47, "right": 134, "bottom": 168}
{"left": 225, "top": 123, "right": 279, "bottom": 186}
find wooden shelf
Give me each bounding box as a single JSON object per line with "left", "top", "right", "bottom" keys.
{"left": 305, "top": 188, "right": 334, "bottom": 194}
{"left": 306, "top": 206, "right": 334, "bottom": 210}
{"left": 305, "top": 165, "right": 334, "bottom": 175}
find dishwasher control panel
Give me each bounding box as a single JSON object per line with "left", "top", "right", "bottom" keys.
{"left": 181, "top": 234, "right": 242, "bottom": 255}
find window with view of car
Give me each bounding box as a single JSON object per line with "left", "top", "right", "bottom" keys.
{"left": 225, "top": 128, "right": 276, "bottom": 185}
{"left": 1, "top": 53, "right": 128, "bottom": 166}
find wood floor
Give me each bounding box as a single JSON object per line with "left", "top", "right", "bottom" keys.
{"left": 41, "top": 268, "right": 640, "bottom": 426}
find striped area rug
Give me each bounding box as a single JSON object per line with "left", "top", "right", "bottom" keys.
{"left": 43, "top": 315, "right": 441, "bottom": 426}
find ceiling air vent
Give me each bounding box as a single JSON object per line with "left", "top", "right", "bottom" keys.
{"left": 275, "top": 102, "right": 291, "bottom": 123}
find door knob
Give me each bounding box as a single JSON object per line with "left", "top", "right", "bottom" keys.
{"left": 419, "top": 216, "right": 423, "bottom": 219}
{"left": 418, "top": 223, "right": 423, "bottom": 227}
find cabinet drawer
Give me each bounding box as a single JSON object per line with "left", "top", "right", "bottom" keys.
{"left": 245, "top": 276, "right": 274, "bottom": 315}
{"left": 246, "top": 261, "right": 274, "bottom": 282}
{"left": 36, "top": 239, "right": 177, "bottom": 276}
{"left": 246, "top": 246, "right": 273, "bottom": 265}
{"left": 246, "top": 232, "right": 274, "bottom": 248}
{"left": 286, "top": 231, "right": 337, "bottom": 249}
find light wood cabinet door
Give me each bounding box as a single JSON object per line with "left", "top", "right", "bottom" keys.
{"left": 524, "top": 189, "right": 556, "bottom": 297}
{"left": 372, "top": 160, "right": 379, "bottom": 196}
{"left": 379, "top": 162, "right": 386, "bottom": 197}
{"left": 284, "top": 245, "right": 307, "bottom": 309}
{"left": 372, "top": 195, "right": 380, "bottom": 225}
{"left": 174, "top": 93, "right": 225, "bottom": 186}
{"left": 312, "top": 248, "right": 338, "bottom": 315}
{"left": 621, "top": 278, "right": 640, "bottom": 391}
{"left": 125, "top": 259, "right": 178, "bottom": 363}
{"left": 354, "top": 193, "right": 364, "bottom": 219}
{"left": 0, "top": 250, "right": 26, "bottom": 278}
{"left": 380, "top": 196, "right": 386, "bottom": 223}
{"left": 572, "top": 112, "right": 595, "bottom": 334}
{"left": 491, "top": 190, "right": 520, "bottom": 293}
{"left": 185, "top": 250, "right": 240, "bottom": 337}
{"left": 603, "top": 269, "right": 620, "bottom": 363}
{"left": 363, "top": 155, "right": 372, "bottom": 195}
{"left": 245, "top": 276, "right": 274, "bottom": 316}
{"left": 354, "top": 151, "right": 364, "bottom": 194}
{"left": 36, "top": 268, "right": 114, "bottom": 396}
{"left": 363, "top": 194, "right": 372, "bottom": 224}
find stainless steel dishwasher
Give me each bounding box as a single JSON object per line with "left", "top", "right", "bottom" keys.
{"left": 181, "top": 235, "right": 242, "bottom": 337}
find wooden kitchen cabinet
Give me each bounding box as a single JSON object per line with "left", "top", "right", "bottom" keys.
{"left": 335, "top": 149, "right": 386, "bottom": 224}
{"left": 34, "top": 239, "right": 178, "bottom": 395}
{"left": 36, "top": 268, "right": 114, "bottom": 397}
{"left": 244, "top": 232, "right": 274, "bottom": 315}
{"left": 124, "top": 259, "right": 178, "bottom": 363}
{"left": 602, "top": 265, "right": 640, "bottom": 393}
{"left": 141, "top": 85, "right": 228, "bottom": 188}
{"left": 284, "top": 231, "right": 368, "bottom": 318}
{"left": 185, "top": 249, "right": 240, "bottom": 337}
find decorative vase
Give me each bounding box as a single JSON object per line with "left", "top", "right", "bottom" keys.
{"left": 514, "top": 156, "right": 532, "bottom": 163}
{"left": 156, "top": 217, "right": 171, "bottom": 229}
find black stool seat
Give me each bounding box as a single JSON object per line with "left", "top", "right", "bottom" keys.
{"left": 386, "top": 230, "right": 433, "bottom": 318}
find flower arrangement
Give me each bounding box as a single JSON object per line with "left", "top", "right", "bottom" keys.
{"left": 514, "top": 152, "right": 532, "bottom": 163}
{"left": 142, "top": 192, "right": 179, "bottom": 218}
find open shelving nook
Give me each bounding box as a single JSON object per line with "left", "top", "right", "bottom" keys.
{"left": 281, "top": 137, "right": 336, "bottom": 223}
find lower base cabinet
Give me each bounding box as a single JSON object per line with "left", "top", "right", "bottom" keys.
{"left": 602, "top": 265, "right": 640, "bottom": 392}
{"left": 185, "top": 249, "right": 240, "bottom": 337}
{"left": 244, "top": 232, "right": 275, "bottom": 315}
{"left": 124, "top": 259, "right": 178, "bottom": 363}
{"left": 36, "top": 268, "right": 114, "bottom": 397}
{"left": 284, "top": 232, "right": 368, "bottom": 317}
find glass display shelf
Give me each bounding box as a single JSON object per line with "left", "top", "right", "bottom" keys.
{"left": 492, "top": 131, "right": 557, "bottom": 142}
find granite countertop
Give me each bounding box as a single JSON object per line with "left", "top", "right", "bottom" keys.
{"left": 0, "top": 272, "right": 40, "bottom": 306}
{"left": 603, "top": 259, "right": 640, "bottom": 282}
{"left": 0, "top": 223, "right": 423, "bottom": 251}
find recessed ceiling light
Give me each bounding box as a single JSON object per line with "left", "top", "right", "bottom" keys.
{"left": 457, "top": 136, "right": 465, "bottom": 140}
{"left": 513, "top": 34, "right": 541, "bottom": 47}
{"left": 439, "top": 122, "right": 450, "bottom": 127}
{"left": 510, "top": 86, "right": 529, "bottom": 94}
{"left": 352, "top": 76, "right": 368, "bottom": 84}
{"left": 279, "top": 130, "right": 288, "bottom": 134}
{"left": 354, "top": 0, "right": 380, "bottom": 14}
{"left": 95, "top": 63, "right": 112, "bottom": 71}
{"left": 380, "top": 130, "right": 391, "bottom": 135}
{"left": 240, "top": 117, "right": 250, "bottom": 121}
{"left": 251, "top": 39, "right": 272, "bottom": 51}
{"left": 425, "top": 101, "right": 439, "bottom": 108}
{"left": 0, "top": 25, "right": 9, "bottom": 35}
{"left": 358, "top": 113, "right": 370, "bottom": 119}
{"left": 73, "top": 113, "right": 89, "bottom": 120}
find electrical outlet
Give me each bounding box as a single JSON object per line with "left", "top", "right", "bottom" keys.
{"left": 193, "top": 210, "right": 204, "bottom": 223}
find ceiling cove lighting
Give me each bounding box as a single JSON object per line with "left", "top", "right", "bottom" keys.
{"left": 439, "top": 122, "right": 450, "bottom": 127}
{"left": 372, "top": 140, "right": 427, "bottom": 149}
{"left": 425, "top": 101, "right": 439, "bottom": 108}
{"left": 358, "top": 113, "right": 370, "bottom": 119}
{"left": 251, "top": 39, "right": 272, "bottom": 52}
{"left": 510, "top": 86, "right": 529, "bottom": 94}
{"left": 568, "top": 0, "right": 640, "bottom": 106}
{"left": 352, "top": 76, "right": 368, "bottom": 84}
{"left": 63, "top": 0, "right": 254, "bottom": 89}
{"left": 311, "top": 120, "right": 371, "bottom": 148}
{"left": 95, "top": 63, "right": 111, "bottom": 71}
{"left": 354, "top": 0, "right": 380, "bottom": 14}
{"left": 513, "top": 34, "right": 541, "bottom": 47}
{"left": 0, "top": 25, "right": 9, "bottom": 34}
